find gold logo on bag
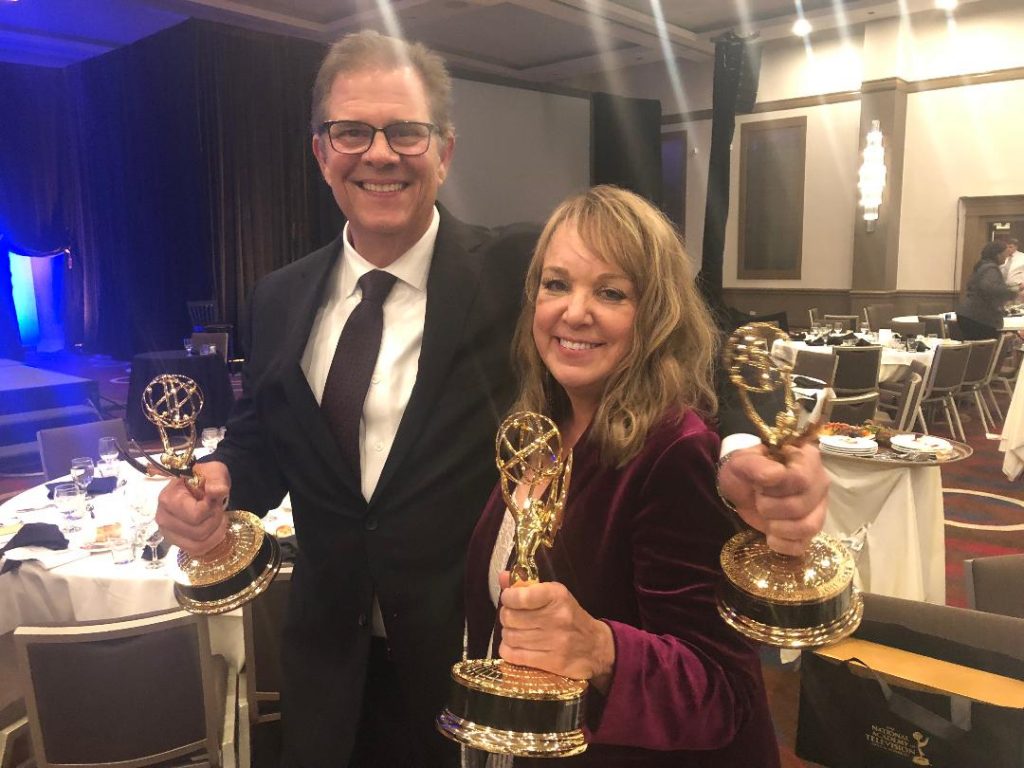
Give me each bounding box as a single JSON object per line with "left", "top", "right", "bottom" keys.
{"left": 912, "top": 732, "right": 931, "bottom": 766}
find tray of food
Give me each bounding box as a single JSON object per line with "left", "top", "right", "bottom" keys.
{"left": 816, "top": 422, "right": 973, "bottom": 466}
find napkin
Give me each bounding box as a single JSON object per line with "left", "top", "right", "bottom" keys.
{"left": 855, "top": 338, "right": 873, "bottom": 347}
{"left": 913, "top": 340, "right": 928, "bottom": 352}
{"left": 142, "top": 542, "right": 171, "bottom": 561}
{"left": 792, "top": 375, "right": 826, "bottom": 389}
{"left": 789, "top": 332, "right": 807, "bottom": 341}
{"left": 0, "top": 523, "right": 68, "bottom": 574}
{"left": 805, "top": 336, "right": 826, "bottom": 347}
{"left": 826, "top": 334, "right": 846, "bottom": 345}
{"left": 45, "top": 476, "right": 118, "bottom": 499}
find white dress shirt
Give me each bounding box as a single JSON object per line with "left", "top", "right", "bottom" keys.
{"left": 300, "top": 207, "right": 439, "bottom": 636}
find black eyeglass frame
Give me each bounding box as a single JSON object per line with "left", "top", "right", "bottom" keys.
{"left": 318, "top": 120, "right": 439, "bottom": 156}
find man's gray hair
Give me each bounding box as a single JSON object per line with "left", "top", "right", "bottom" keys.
{"left": 310, "top": 30, "right": 454, "bottom": 142}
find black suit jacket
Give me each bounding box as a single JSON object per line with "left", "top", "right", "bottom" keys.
{"left": 215, "top": 208, "right": 536, "bottom": 767}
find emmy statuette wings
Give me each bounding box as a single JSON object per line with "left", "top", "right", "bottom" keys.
{"left": 119, "top": 374, "right": 281, "bottom": 614}
{"left": 436, "top": 412, "right": 588, "bottom": 758}
{"left": 718, "top": 323, "right": 863, "bottom": 648}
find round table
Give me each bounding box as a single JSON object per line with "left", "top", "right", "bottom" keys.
{"left": 772, "top": 338, "right": 940, "bottom": 383}
{"left": 126, "top": 350, "right": 235, "bottom": 441}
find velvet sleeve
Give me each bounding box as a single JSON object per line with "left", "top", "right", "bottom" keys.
{"left": 586, "top": 428, "right": 761, "bottom": 750}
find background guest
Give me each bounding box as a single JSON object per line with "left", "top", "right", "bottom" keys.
{"left": 960, "top": 240, "right": 1020, "bottom": 340}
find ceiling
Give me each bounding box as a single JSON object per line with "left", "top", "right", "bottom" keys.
{"left": 0, "top": 0, "right": 977, "bottom": 80}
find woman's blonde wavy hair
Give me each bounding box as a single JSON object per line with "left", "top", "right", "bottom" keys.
{"left": 511, "top": 185, "right": 719, "bottom": 467}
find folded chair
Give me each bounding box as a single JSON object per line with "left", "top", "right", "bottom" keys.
{"left": 957, "top": 337, "right": 1000, "bottom": 434}
{"left": 13, "top": 611, "right": 238, "bottom": 768}
{"left": 915, "top": 341, "right": 971, "bottom": 441}
{"left": 877, "top": 371, "right": 924, "bottom": 432}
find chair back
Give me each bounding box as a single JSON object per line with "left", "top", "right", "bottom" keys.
{"left": 965, "top": 554, "right": 1024, "bottom": 618}
{"left": 808, "top": 307, "right": 822, "bottom": 328}
{"left": 793, "top": 349, "right": 838, "bottom": 386}
{"left": 191, "top": 332, "right": 230, "bottom": 363}
{"left": 864, "top": 303, "right": 896, "bottom": 332}
{"left": 923, "top": 342, "right": 972, "bottom": 396}
{"left": 881, "top": 372, "right": 924, "bottom": 432}
{"left": 14, "top": 611, "right": 224, "bottom": 768}
{"left": 242, "top": 567, "right": 292, "bottom": 724}
{"left": 833, "top": 345, "right": 882, "bottom": 396}
{"left": 961, "top": 338, "right": 997, "bottom": 387}
{"left": 825, "top": 391, "right": 879, "bottom": 425}
{"left": 994, "top": 334, "right": 1023, "bottom": 380}
{"left": 187, "top": 300, "right": 219, "bottom": 330}
{"left": 36, "top": 418, "right": 128, "bottom": 481}
{"left": 920, "top": 315, "right": 947, "bottom": 338}
{"left": 823, "top": 314, "right": 858, "bottom": 332}
{"left": 891, "top": 319, "right": 925, "bottom": 337}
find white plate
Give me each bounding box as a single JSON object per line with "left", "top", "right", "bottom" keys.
{"left": 819, "top": 435, "right": 878, "bottom": 453}
{"left": 890, "top": 434, "right": 952, "bottom": 453}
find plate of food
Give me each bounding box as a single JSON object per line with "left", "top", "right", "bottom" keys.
{"left": 80, "top": 522, "right": 125, "bottom": 552}
{"left": 890, "top": 434, "right": 953, "bottom": 455}
{"left": 819, "top": 434, "right": 879, "bottom": 456}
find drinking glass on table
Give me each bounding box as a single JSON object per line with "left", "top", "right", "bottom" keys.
{"left": 833, "top": 321, "right": 844, "bottom": 334}
{"left": 125, "top": 483, "right": 162, "bottom": 568}
{"left": 859, "top": 320, "right": 871, "bottom": 336}
{"left": 183, "top": 337, "right": 195, "bottom": 355}
{"left": 201, "top": 427, "right": 222, "bottom": 453}
{"left": 53, "top": 482, "right": 84, "bottom": 535}
{"left": 70, "top": 457, "right": 94, "bottom": 494}
{"left": 98, "top": 436, "right": 119, "bottom": 477}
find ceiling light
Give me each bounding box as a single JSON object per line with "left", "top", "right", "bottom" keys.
{"left": 935, "top": 0, "right": 958, "bottom": 10}
{"left": 792, "top": 18, "right": 812, "bottom": 37}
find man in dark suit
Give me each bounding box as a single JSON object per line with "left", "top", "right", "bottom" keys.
{"left": 157, "top": 30, "right": 828, "bottom": 768}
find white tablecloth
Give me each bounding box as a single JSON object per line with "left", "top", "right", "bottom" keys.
{"left": 1000, "top": 371, "right": 1024, "bottom": 481}
{"left": 0, "top": 467, "right": 245, "bottom": 710}
{"left": 822, "top": 456, "right": 945, "bottom": 605}
{"left": 893, "top": 313, "right": 1024, "bottom": 332}
{"left": 773, "top": 339, "right": 937, "bottom": 383}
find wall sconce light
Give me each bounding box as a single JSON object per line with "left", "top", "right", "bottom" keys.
{"left": 857, "top": 119, "right": 886, "bottom": 232}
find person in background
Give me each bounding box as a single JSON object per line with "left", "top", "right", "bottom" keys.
{"left": 960, "top": 240, "right": 1020, "bottom": 340}
{"left": 464, "top": 186, "right": 781, "bottom": 767}
{"left": 1000, "top": 237, "right": 1024, "bottom": 296}
{"left": 156, "top": 31, "right": 825, "bottom": 768}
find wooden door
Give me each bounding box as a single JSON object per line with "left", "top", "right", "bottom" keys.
{"left": 959, "top": 195, "right": 1024, "bottom": 290}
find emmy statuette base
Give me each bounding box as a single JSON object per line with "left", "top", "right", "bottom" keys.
{"left": 436, "top": 710, "right": 587, "bottom": 758}
{"left": 717, "top": 590, "right": 864, "bottom": 648}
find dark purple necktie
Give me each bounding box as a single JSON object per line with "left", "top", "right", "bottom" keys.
{"left": 322, "top": 270, "right": 398, "bottom": 476}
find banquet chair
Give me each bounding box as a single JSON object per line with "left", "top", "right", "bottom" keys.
{"left": 13, "top": 610, "right": 238, "bottom": 768}
{"left": 863, "top": 302, "right": 895, "bottom": 332}
{"left": 915, "top": 341, "right": 972, "bottom": 441}
{"left": 890, "top": 319, "right": 925, "bottom": 337}
{"left": 823, "top": 314, "right": 858, "bottom": 332}
{"left": 187, "top": 300, "right": 220, "bottom": 330}
{"left": 920, "top": 315, "right": 947, "bottom": 338}
{"left": 876, "top": 371, "right": 924, "bottom": 432}
{"left": 822, "top": 391, "right": 879, "bottom": 425}
{"left": 36, "top": 418, "right": 128, "bottom": 481}
{"left": 191, "top": 332, "right": 230, "bottom": 363}
{"left": 991, "top": 334, "right": 1023, "bottom": 402}
{"left": 242, "top": 567, "right": 292, "bottom": 726}
{"left": 957, "top": 337, "right": 1000, "bottom": 434}
{"left": 964, "top": 554, "right": 1024, "bottom": 619}
{"left": 832, "top": 345, "right": 882, "bottom": 397}
{"left": 792, "top": 349, "right": 838, "bottom": 387}
{"left": 807, "top": 306, "right": 822, "bottom": 330}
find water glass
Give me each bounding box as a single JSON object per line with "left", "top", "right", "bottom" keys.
{"left": 183, "top": 337, "right": 195, "bottom": 355}
{"left": 70, "top": 457, "right": 95, "bottom": 494}
{"left": 110, "top": 538, "right": 135, "bottom": 565}
{"left": 53, "top": 482, "right": 84, "bottom": 534}
{"left": 833, "top": 322, "right": 844, "bottom": 334}
{"left": 859, "top": 321, "right": 871, "bottom": 336}
{"left": 98, "top": 436, "right": 120, "bottom": 476}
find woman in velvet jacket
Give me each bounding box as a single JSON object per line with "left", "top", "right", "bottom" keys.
{"left": 462, "top": 185, "right": 781, "bottom": 767}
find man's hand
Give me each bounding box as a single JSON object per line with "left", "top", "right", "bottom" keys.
{"left": 156, "top": 461, "right": 231, "bottom": 557}
{"left": 717, "top": 443, "right": 828, "bottom": 556}
{"left": 497, "top": 572, "right": 615, "bottom": 693}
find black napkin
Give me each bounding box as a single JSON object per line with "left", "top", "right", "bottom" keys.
{"left": 277, "top": 535, "right": 299, "bottom": 563}
{"left": 789, "top": 332, "right": 807, "bottom": 341}
{"left": 855, "top": 338, "right": 873, "bottom": 347}
{"left": 141, "top": 542, "right": 171, "bottom": 561}
{"left": 913, "top": 340, "right": 928, "bottom": 352}
{"left": 46, "top": 476, "right": 118, "bottom": 499}
{"left": 792, "top": 375, "right": 826, "bottom": 389}
{"left": 826, "top": 334, "right": 846, "bottom": 345}
{"left": 0, "top": 523, "right": 68, "bottom": 574}
{"left": 805, "top": 336, "right": 826, "bottom": 347}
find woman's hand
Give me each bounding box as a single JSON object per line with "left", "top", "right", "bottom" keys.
{"left": 498, "top": 571, "right": 615, "bottom": 693}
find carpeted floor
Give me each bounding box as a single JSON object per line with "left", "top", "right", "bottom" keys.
{"left": 2, "top": 352, "right": 1022, "bottom": 768}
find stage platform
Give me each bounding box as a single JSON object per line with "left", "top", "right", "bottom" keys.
{"left": 0, "top": 359, "right": 101, "bottom": 471}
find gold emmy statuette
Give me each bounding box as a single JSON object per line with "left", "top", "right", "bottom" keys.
{"left": 718, "top": 323, "right": 862, "bottom": 648}
{"left": 120, "top": 374, "right": 281, "bottom": 615}
{"left": 437, "top": 412, "right": 587, "bottom": 758}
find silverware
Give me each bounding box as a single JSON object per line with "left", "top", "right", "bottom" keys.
{"left": 14, "top": 503, "right": 56, "bottom": 513}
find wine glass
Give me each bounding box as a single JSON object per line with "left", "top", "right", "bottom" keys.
{"left": 183, "top": 337, "right": 195, "bottom": 355}
{"left": 858, "top": 320, "right": 871, "bottom": 337}
{"left": 70, "top": 457, "right": 95, "bottom": 494}
{"left": 201, "top": 427, "right": 221, "bottom": 453}
{"left": 145, "top": 525, "right": 165, "bottom": 569}
{"left": 53, "top": 482, "right": 84, "bottom": 535}
{"left": 833, "top": 321, "right": 844, "bottom": 335}
{"left": 98, "top": 436, "right": 119, "bottom": 477}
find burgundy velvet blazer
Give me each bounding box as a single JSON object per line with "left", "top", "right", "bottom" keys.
{"left": 464, "top": 410, "right": 782, "bottom": 768}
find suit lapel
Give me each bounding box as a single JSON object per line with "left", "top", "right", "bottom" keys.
{"left": 371, "top": 209, "right": 488, "bottom": 503}
{"left": 274, "top": 234, "right": 364, "bottom": 500}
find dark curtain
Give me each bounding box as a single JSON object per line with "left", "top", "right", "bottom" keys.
{"left": 698, "top": 34, "right": 761, "bottom": 324}
{"left": 194, "top": 22, "right": 342, "bottom": 356}
{"left": 0, "top": 63, "right": 72, "bottom": 358}
{"left": 590, "top": 92, "right": 662, "bottom": 205}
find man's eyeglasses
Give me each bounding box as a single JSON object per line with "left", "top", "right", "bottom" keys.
{"left": 319, "top": 120, "right": 438, "bottom": 156}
